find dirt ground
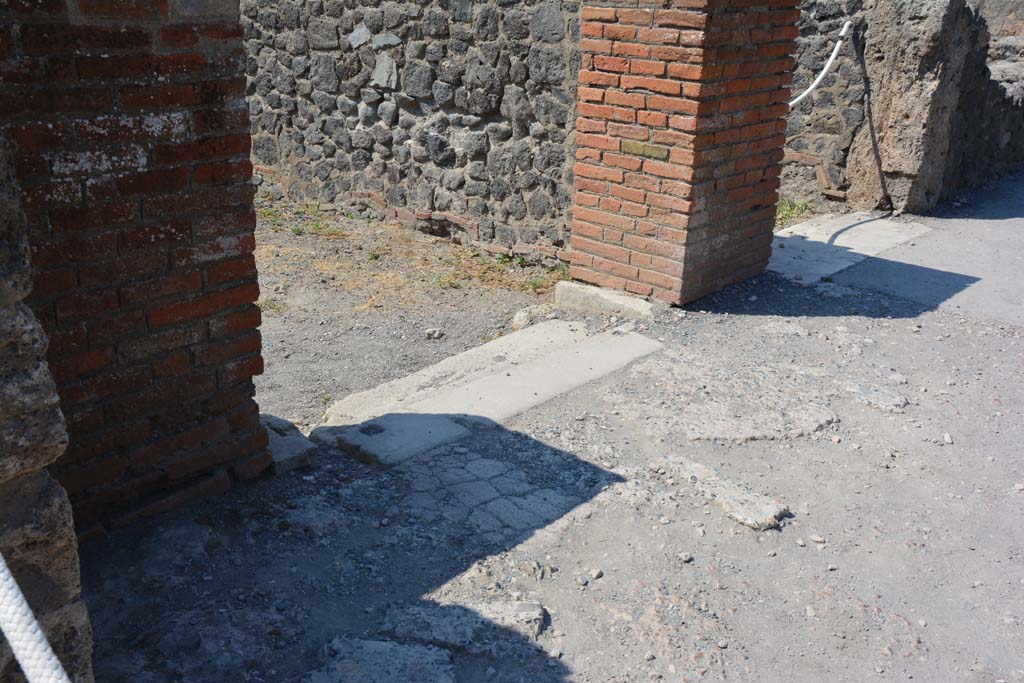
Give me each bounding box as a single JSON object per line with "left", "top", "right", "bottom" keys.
{"left": 79, "top": 202, "right": 1024, "bottom": 682}
{"left": 250, "top": 202, "right": 568, "bottom": 428}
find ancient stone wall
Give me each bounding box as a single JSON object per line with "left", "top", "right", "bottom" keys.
{"left": 983, "top": 0, "right": 1024, "bottom": 37}
{"left": 0, "top": 137, "right": 94, "bottom": 682}
{"left": 784, "top": 0, "right": 1024, "bottom": 213}
{"left": 943, "top": 8, "right": 1024, "bottom": 200}
{"left": 244, "top": 0, "right": 580, "bottom": 256}
{"left": 0, "top": 0, "right": 269, "bottom": 531}
{"left": 782, "top": 0, "right": 863, "bottom": 205}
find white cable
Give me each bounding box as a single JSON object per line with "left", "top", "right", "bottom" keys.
{"left": 0, "top": 552, "right": 72, "bottom": 683}
{"left": 789, "top": 21, "right": 854, "bottom": 108}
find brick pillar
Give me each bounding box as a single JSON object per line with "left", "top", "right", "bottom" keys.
{"left": 571, "top": 0, "right": 799, "bottom": 304}
{"left": 0, "top": 0, "right": 269, "bottom": 529}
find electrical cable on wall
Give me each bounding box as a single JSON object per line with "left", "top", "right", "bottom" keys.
{"left": 789, "top": 21, "right": 854, "bottom": 108}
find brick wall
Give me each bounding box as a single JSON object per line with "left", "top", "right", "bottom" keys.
{"left": 571, "top": 0, "right": 798, "bottom": 305}
{"left": 0, "top": 0, "right": 269, "bottom": 531}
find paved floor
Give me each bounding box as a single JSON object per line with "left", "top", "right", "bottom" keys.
{"left": 769, "top": 213, "right": 931, "bottom": 283}
{"left": 774, "top": 172, "right": 1024, "bottom": 326}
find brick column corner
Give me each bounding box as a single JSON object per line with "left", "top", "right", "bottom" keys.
{"left": 570, "top": 0, "right": 800, "bottom": 305}
{"left": 1, "top": 0, "right": 270, "bottom": 529}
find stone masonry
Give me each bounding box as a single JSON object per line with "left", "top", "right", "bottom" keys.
{"left": 245, "top": 0, "right": 580, "bottom": 257}
{"left": 242, "top": 0, "right": 815, "bottom": 303}
{"left": 569, "top": 0, "right": 800, "bottom": 304}
{"left": 1, "top": 137, "right": 94, "bottom": 682}
{"left": 247, "top": 0, "right": 1024, "bottom": 243}
{"left": 0, "top": 0, "right": 269, "bottom": 531}
{"left": 784, "top": 0, "right": 1024, "bottom": 212}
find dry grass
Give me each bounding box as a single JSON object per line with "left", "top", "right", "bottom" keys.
{"left": 775, "top": 196, "right": 812, "bottom": 230}
{"left": 435, "top": 248, "right": 569, "bottom": 295}
{"left": 254, "top": 200, "right": 569, "bottom": 312}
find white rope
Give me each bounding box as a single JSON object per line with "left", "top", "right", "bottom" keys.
{"left": 789, "top": 21, "right": 854, "bottom": 108}
{"left": 0, "top": 552, "right": 72, "bottom": 683}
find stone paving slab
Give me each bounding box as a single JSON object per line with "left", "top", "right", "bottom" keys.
{"left": 384, "top": 601, "right": 547, "bottom": 655}
{"left": 769, "top": 213, "right": 931, "bottom": 283}
{"left": 313, "top": 413, "right": 473, "bottom": 466}
{"left": 554, "top": 280, "right": 663, "bottom": 320}
{"left": 313, "top": 324, "right": 663, "bottom": 464}
{"left": 261, "top": 414, "right": 317, "bottom": 473}
{"left": 660, "top": 457, "right": 790, "bottom": 531}
{"left": 321, "top": 320, "right": 590, "bottom": 426}
{"left": 393, "top": 328, "right": 663, "bottom": 424}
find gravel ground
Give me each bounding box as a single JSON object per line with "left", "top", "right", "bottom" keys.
{"left": 79, "top": 204, "right": 1024, "bottom": 682}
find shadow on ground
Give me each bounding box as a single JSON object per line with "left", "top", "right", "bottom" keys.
{"left": 687, "top": 266, "right": 978, "bottom": 321}
{"left": 930, "top": 169, "right": 1024, "bottom": 222}
{"left": 79, "top": 415, "right": 622, "bottom": 683}
{"left": 770, "top": 233, "right": 980, "bottom": 313}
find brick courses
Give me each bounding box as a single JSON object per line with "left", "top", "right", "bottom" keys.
{"left": 571, "top": 0, "right": 800, "bottom": 304}
{"left": 0, "top": 0, "right": 269, "bottom": 531}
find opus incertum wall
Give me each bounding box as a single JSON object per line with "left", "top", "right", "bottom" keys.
{"left": 244, "top": 0, "right": 580, "bottom": 259}
{"left": 0, "top": 0, "right": 269, "bottom": 534}
{"left": 785, "top": 0, "right": 1024, "bottom": 213}
{"left": 245, "top": 0, "right": 800, "bottom": 303}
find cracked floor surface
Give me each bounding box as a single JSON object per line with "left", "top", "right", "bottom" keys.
{"left": 80, "top": 192, "right": 1024, "bottom": 682}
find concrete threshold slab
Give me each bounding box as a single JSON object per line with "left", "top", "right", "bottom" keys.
{"left": 311, "top": 324, "right": 663, "bottom": 465}
{"left": 554, "top": 280, "right": 664, "bottom": 320}
{"left": 395, "top": 326, "right": 663, "bottom": 423}
{"left": 324, "top": 413, "right": 475, "bottom": 466}
{"left": 768, "top": 213, "right": 931, "bottom": 283}
{"left": 322, "top": 319, "right": 590, "bottom": 426}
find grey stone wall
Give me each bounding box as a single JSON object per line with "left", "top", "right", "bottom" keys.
{"left": 243, "top": 0, "right": 1021, "bottom": 229}
{"left": 784, "top": 0, "right": 1024, "bottom": 213}
{"left": 783, "top": 0, "right": 864, "bottom": 206}
{"left": 945, "top": 9, "right": 1024, "bottom": 196}
{"left": 0, "top": 138, "right": 94, "bottom": 681}
{"left": 243, "top": 0, "right": 579, "bottom": 254}
{"left": 981, "top": 0, "right": 1024, "bottom": 37}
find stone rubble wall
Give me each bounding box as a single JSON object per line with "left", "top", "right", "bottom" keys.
{"left": 244, "top": 0, "right": 580, "bottom": 257}
{"left": 248, "top": 0, "right": 1023, "bottom": 240}
{"left": 0, "top": 0, "right": 269, "bottom": 531}
{"left": 983, "top": 0, "right": 1024, "bottom": 38}
{"left": 782, "top": 0, "right": 864, "bottom": 206}
{"left": 944, "top": 8, "right": 1024, "bottom": 199}
{"left": 0, "top": 137, "right": 94, "bottom": 682}
{"left": 784, "top": 0, "right": 1024, "bottom": 213}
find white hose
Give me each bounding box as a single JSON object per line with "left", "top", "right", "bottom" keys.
{"left": 789, "top": 21, "right": 854, "bottom": 108}
{"left": 0, "top": 552, "right": 72, "bottom": 683}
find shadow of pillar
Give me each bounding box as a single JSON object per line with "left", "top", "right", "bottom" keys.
{"left": 80, "top": 414, "right": 624, "bottom": 681}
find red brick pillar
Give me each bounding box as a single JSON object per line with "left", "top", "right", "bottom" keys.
{"left": 571, "top": 0, "right": 799, "bottom": 304}
{"left": 0, "top": 0, "right": 269, "bottom": 529}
